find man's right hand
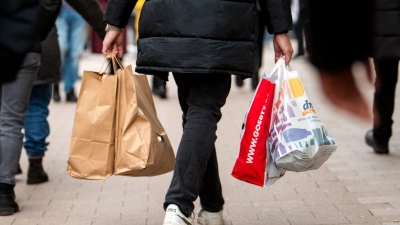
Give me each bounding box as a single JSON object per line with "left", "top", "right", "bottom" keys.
{"left": 273, "top": 33, "right": 293, "bottom": 66}
{"left": 102, "top": 30, "right": 124, "bottom": 58}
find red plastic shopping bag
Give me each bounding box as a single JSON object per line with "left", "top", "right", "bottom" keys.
{"left": 231, "top": 77, "right": 276, "bottom": 187}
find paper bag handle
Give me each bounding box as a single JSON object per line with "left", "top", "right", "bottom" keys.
{"left": 99, "top": 58, "right": 111, "bottom": 74}
{"left": 111, "top": 55, "right": 124, "bottom": 71}
{"left": 99, "top": 55, "right": 125, "bottom": 75}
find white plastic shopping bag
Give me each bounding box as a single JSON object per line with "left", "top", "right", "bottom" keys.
{"left": 267, "top": 58, "right": 337, "bottom": 172}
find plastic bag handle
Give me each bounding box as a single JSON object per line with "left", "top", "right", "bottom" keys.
{"left": 268, "top": 57, "right": 286, "bottom": 76}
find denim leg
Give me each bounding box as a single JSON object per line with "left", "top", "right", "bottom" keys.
{"left": 64, "top": 10, "right": 87, "bottom": 93}
{"left": 372, "top": 59, "right": 399, "bottom": 144}
{"left": 164, "top": 73, "right": 231, "bottom": 217}
{"left": 56, "top": 11, "right": 68, "bottom": 87}
{"left": 56, "top": 9, "right": 87, "bottom": 93}
{"left": 0, "top": 53, "right": 39, "bottom": 185}
{"left": 23, "top": 83, "right": 52, "bottom": 158}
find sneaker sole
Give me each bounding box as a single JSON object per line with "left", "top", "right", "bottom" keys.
{"left": 197, "top": 218, "right": 223, "bottom": 225}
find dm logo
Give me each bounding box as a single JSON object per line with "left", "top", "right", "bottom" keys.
{"left": 302, "top": 100, "right": 316, "bottom": 116}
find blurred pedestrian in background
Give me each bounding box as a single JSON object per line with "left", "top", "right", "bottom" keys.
{"left": 292, "top": 0, "right": 306, "bottom": 58}
{"left": 102, "top": 1, "right": 293, "bottom": 225}
{"left": 304, "top": 0, "right": 373, "bottom": 120}
{"left": 0, "top": 0, "right": 41, "bottom": 83}
{"left": 20, "top": 0, "right": 106, "bottom": 185}
{"left": 364, "top": 0, "right": 400, "bottom": 154}
{"left": 304, "top": 0, "right": 399, "bottom": 153}
{"left": 0, "top": 0, "right": 61, "bottom": 216}
{"left": 53, "top": 0, "right": 88, "bottom": 102}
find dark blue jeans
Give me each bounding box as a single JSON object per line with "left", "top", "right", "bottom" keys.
{"left": 372, "top": 59, "right": 399, "bottom": 144}
{"left": 23, "top": 83, "right": 52, "bottom": 158}
{"left": 163, "top": 73, "right": 231, "bottom": 217}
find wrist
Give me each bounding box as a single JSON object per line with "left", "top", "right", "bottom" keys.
{"left": 105, "top": 24, "right": 123, "bottom": 32}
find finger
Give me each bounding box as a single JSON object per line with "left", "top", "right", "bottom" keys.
{"left": 102, "top": 41, "right": 112, "bottom": 58}
{"left": 284, "top": 51, "right": 292, "bottom": 65}
{"left": 117, "top": 44, "right": 124, "bottom": 58}
{"left": 102, "top": 46, "right": 109, "bottom": 57}
{"left": 112, "top": 44, "right": 119, "bottom": 58}
{"left": 106, "top": 52, "right": 113, "bottom": 58}
{"left": 284, "top": 45, "right": 294, "bottom": 65}
{"left": 274, "top": 51, "right": 282, "bottom": 63}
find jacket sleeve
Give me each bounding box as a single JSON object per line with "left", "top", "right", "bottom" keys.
{"left": 104, "top": 0, "right": 138, "bottom": 28}
{"left": 40, "top": 0, "right": 61, "bottom": 41}
{"left": 66, "top": 0, "right": 107, "bottom": 40}
{"left": 304, "top": 0, "right": 372, "bottom": 72}
{"left": 258, "top": 0, "right": 293, "bottom": 34}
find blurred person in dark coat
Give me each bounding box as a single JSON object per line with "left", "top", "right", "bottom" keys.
{"left": 304, "top": 0, "right": 372, "bottom": 120}
{"left": 20, "top": 0, "right": 106, "bottom": 185}
{"left": 0, "top": 0, "right": 40, "bottom": 83}
{"left": 102, "top": 0, "right": 293, "bottom": 224}
{"left": 293, "top": 0, "right": 306, "bottom": 58}
{"left": 364, "top": 0, "right": 400, "bottom": 154}
{"left": 0, "top": 0, "right": 61, "bottom": 216}
{"left": 304, "top": 0, "right": 399, "bottom": 154}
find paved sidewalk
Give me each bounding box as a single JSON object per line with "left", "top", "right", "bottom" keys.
{"left": 1, "top": 49, "right": 400, "bottom": 225}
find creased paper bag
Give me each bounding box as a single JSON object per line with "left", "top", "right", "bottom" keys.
{"left": 68, "top": 71, "right": 117, "bottom": 179}
{"left": 114, "top": 63, "right": 175, "bottom": 176}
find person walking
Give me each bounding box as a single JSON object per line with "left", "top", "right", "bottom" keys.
{"left": 304, "top": 0, "right": 399, "bottom": 153}
{"left": 102, "top": 1, "right": 293, "bottom": 225}
{"left": 293, "top": 0, "right": 306, "bottom": 58}
{"left": 364, "top": 1, "right": 400, "bottom": 154}
{"left": 53, "top": 0, "right": 88, "bottom": 102}
{"left": 0, "top": 0, "right": 61, "bottom": 216}
{"left": 20, "top": 0, "right": 107, "bottom": 185}
{"left": 304, "top": 0, "right": 373, "bottom": 120}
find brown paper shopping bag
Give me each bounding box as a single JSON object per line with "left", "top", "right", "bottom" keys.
{"left": 68, "top": 69, "right": 117, "bottom": 180}
{"left": 113, "top": 57, "right": 175, "bottom": 176}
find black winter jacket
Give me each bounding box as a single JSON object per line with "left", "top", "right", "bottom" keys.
{"left": 40, "top": 0, "right": 62, "bottom": 41}
{"left": 371, "top": 0, "right": 400, "bottom": 59}
{"left": 105, "top": 0, "right": 292, "bottom": 79}
{"left": 0, "top": 0, "right": 40, "bottom": 82}
{"left": 30, "top": 0, "right": 62, "bottom": 53}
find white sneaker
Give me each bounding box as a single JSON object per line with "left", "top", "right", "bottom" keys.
{"left": 163, "top": 204, "right": 194, "bottom": 225}
{"left": 197, "top": 209, "right": 223, "bottom": 225}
